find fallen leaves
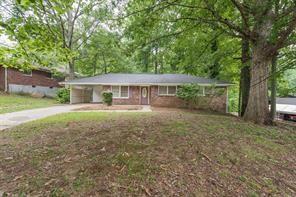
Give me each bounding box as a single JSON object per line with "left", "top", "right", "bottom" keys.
{"left": 141, "top": 185, "right": 152, "bottom": 196}
{"left": 13, "top": 176, "right": 23, "bottom": 181}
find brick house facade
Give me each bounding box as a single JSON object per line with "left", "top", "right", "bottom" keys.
{"left": 78, "top": 85, "right": 227, "bottom": 113}
{"left": 0, "top": 65, "right": 61, "bottom": 97}
{"left": 65, "top": 73, "right": 231, "bottom": 113}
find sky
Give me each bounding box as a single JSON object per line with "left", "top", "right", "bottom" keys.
{"left": 0, "top": 34, "right": 15, "bottom": 48}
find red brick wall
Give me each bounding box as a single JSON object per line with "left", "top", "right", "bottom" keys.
{"left": 102, "top": 85, "right": 227, "bottom": 113}
{"left": 150, "top": 86, "right": 185, "bottom": 107}
{"left": 0, "top": 66, "right": 5, "bottom": 91}
{"left": 7, "top": 67, "right": 60, "bottom": 87}
{"left": 191, "top": 88, "right": 227, "bottom": 113}
{"left": 103, "top": 85, "right": 140, "bottom": 105}
{"left": 150, "top": 85, "right": 227, "bottom": 113}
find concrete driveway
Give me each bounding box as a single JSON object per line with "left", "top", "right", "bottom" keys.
{"left": 0, "top": 105, "right": 84, "bottom": 130}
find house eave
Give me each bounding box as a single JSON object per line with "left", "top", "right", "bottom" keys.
{"left": 60, "top": 82, "right": 233, "bottom": 87}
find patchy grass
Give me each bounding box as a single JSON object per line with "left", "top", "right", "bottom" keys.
{"left": 0, "top": 93, "right": 57, "bottom": 114}
{"left": 0, "top": 111, "right": 295, "bottom": 196}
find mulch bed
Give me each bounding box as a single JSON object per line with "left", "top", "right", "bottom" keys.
{"left": 74, "top": 104, "right": 143, "bottom": 111}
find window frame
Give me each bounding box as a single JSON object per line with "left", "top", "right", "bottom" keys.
{"left": 111, "top": 85, "right": 129, "bottom": 99}
{"left": 199, "top": 86, "right": 205, "bottom": 96}
{"left": 158, "top": 85, "right": 177, "bottom": 96}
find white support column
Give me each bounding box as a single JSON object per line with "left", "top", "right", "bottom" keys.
{"left": 70, "top": 85, "right": 73, "bottom": 104}
{"left": 4, "top": 67, "right": 8, "bottom": 92}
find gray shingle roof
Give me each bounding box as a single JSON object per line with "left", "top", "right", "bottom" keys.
{"left": 276, "top": 97, "right": 296, "bottom": 105}
{"left": 62, "top": 73, "right": 232, "bottom": 86}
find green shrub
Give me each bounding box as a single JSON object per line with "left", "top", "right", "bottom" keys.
{"left": 228, "top": 86, "right": 239, "bottom": 112}
{"left": 176, "top": 84, "right": 202, "bottom": 106}
{"left": 102, "top": 91, "right": 113, "bottom": 106}
{"left": 56, "top": 88, "right": 70, "bottom": 103}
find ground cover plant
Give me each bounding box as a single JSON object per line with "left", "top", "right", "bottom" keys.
{"left": 0, "top": 110, "right": 295, "bottom": 196}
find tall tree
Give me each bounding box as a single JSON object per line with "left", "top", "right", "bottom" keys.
{"left": 124, "top": 0, "right": 296, "bottom": 124}
{"left": 76, "top": 28, "right": 133, "bottom": 76}
{"left": 0, "top": 0, "right": 109, "bottom": 79}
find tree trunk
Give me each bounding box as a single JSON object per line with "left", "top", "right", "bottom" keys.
{"left": 243, "top": 46, "right": 271, "bottom": 124}
{"left": 209, "top": 39, "right": 220, "bottom": 78}
{"left": 68, "top": 60, "right": 75, "bottom": 80}
{"left": 142, "top": 46, "right": 149, "bottom": 72}
{"left": 270, "top": 55, "right": 277, "bottom": 121}
{"left": 93, "top": 61, "right": 97, "bottom": 76}
{"left": 239, "top": 35, "right": 250, "bottom": 116}
{"left": 102, "top": 53, "right": 107, "bottom": 74}
{"left": 239, "top": 3, "right": 250, "bottom": 116}
{"left": 159, "top": 54, "right": 163, "bottom": 74}
{"left": 154, "top": 46, "right": 158, "bottom": 74}
{"left": 93, "top": 52, "right": 100, "bottom": 76}
{"left": 239, "top": 66, "right": 250, "bottom": 116}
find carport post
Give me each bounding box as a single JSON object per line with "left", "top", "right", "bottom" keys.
{"left": 70, "top": 85, "right": 72, "bottom": 104}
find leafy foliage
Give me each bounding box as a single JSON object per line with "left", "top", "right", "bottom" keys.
{"left": 0, "top": 0, "right": 296, "bottom": 123}
{"left": 176, "top": 84, "right": 203, "bottom": 103}
{"left": 56, "top": 88, "right": 70, "bottom": 104}
{"left": 102, "top": 91, "right": 113, "bottom": 106}
{"left": 228, "top": 87, "right": 239, "bottom": 112}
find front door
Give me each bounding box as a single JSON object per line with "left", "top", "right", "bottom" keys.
{"left": 140, "top": 86, "right": 149, "bottom": 105}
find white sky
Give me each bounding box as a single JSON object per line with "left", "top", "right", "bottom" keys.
{"left": 0, "top": 34, "right": 15, "bottom": 48}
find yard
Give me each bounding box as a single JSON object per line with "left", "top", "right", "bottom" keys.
{"left": 0, "top": 110, "right": 295, "bottom": 196}
{"left": 0, "top": 93, "right": 57, "bottom": 114}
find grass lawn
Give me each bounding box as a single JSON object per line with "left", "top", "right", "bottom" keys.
{"left": 0, "top": 93, "right": 57, "bottom": 114}
{"left": 0, "top": 110, "right": 295, "bottom": 196}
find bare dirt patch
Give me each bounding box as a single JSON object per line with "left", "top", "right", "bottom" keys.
{"left": 74, "top": 104, "right": 143, "bottom": 111}
{"left": 0, "top": 111, "right": 295, "bottom": 196}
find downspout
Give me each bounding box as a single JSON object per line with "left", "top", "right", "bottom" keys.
{"left": 4, "top": 67, "right": 8, "bottom": 92}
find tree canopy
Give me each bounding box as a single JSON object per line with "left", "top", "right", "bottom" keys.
{"left": 0, "top": 0, "right": 295, "bottom": 124}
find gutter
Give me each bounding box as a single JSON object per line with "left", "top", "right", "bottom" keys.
{"left": 4, "top": 67, "right": 8, "bottom": 92}
{"left": 59, "top": 82, "right": 234, "bottom": 87}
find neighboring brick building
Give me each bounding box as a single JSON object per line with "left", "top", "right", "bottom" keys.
{"left": 0, "top": 65, "right": 62, "bottom": 97}
{"left": 62, "top": 73, "right": 232, "bottom": 113}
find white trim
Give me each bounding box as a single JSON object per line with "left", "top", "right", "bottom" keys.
{"left": 70, "top": 85, "right": 73, "bottom": 104}
{"left": 158, "top": 85, "right": 177, "bottom": 96}
{"left": 148, "top": 87, "right": 150, "bottom": 104}
{"left": 60, "top": 82, "right": 233, "bottom": 87}
{"left": 111, "top": 85, "right": 129, "bottom": 99}
{"left": 4, "top": 67, "right": 8, "bottom": 92}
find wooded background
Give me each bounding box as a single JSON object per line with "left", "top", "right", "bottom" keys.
{"left": 0, "top": 0, "right": 295, "bottom": 124}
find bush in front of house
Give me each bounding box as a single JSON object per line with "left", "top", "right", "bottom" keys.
{"left": 176, "top": 84, "right": 202, "bottom": 107}
{"left": 56, "top": 88, "right": 70, "bottom": 103}
{"left": 102, "top": 91, "right": 113, "bottom": 106}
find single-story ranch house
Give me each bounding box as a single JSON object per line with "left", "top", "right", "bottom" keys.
{"left": 62, "top": 73, "right": 232, "bottom": 112}
{"left": 0, "top": 65, "right": 61, "bottom": 97}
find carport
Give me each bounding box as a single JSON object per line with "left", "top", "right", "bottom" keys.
{"left": 68, "top": 84, "right": 104, "bottom": 104}
{"left": 70, "top": 85, "right": 93, "bottom": 104}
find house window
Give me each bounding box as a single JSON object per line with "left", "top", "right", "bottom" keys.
{"left": 111, "top": 86, "right": 129, "bottom": 98}
{"left": 158, "top": 86, "right": 177, "bottom": 96}
{"left": 22, "top": 70, "right": 32, "bottom": 76}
